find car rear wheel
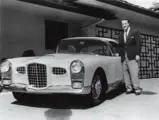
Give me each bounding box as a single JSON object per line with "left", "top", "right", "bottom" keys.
{"left": 88, "top": 72, "right": 107, "bottom": 106}
{"left": 12, "top": 92, "right": 26, "bottom": 102}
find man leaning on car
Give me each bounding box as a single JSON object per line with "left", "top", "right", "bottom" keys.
{"left": 118, "top": 19, "right": 142, "bottom": 95}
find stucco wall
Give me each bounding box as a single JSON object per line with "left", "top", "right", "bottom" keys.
{"left": 0, "top": 7, "right": 80, "bottom": 59}
{"left": 0, "top": 0, "right": 3, "bottom": 60}
{"left": 1, "top": 8, "right": 45, "bottom": 58}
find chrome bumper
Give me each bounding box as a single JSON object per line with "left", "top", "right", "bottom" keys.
{"left": 3, "top": 84, "right": 91, "bottom": 95}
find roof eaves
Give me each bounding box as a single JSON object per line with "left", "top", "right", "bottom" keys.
{"left": 18, "top": 0, "right": 117, "bottom": 20}
{"left": 97, "top": 0, "right": 159, "bottom": 19}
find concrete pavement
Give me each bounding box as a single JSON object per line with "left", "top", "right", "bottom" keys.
{"left": 0, "top": 78, "right": 159, "bottom": 120}
{"left": 70, "top": 78, "right": 159, "bottom": 120}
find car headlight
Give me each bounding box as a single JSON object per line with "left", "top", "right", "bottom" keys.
{"left": 0, "top": 60, "right": 11, "bottom": 73}
{"left": 70, "top": 60, "right": 83, "bottom": 74}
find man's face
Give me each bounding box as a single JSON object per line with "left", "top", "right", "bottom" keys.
{"left": 121, "top": 20, "right": 130, "bottom": 31}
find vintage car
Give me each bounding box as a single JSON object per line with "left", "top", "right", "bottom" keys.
{"left": 0, "top": 37, "right": 124, "bottom": 105}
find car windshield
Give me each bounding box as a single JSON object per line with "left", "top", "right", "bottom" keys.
{"left": 56, "top": 39, "right": 112, "bottom": 56}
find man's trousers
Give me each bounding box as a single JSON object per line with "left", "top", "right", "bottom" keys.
{"left": 122, "top": 53, "right": 140, "bottom": 90}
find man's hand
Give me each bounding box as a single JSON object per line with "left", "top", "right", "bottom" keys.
{"left": 115, "top": 53, "right": 119, "bottom": 56}
{"left": 136, "top": 55, "right": 140, "bottom": 61}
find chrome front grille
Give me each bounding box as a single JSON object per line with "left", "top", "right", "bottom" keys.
{"left": 52, "top": 67, "right": 66, "bottom": 75}
{"left": 17, "top": 67, "right": 26, "bottom": 74}
{"left": 27, "top": 63, "right": 47, "bottom": 88}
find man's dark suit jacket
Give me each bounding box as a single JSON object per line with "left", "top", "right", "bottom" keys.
{"left": 118, "top": 28, "right": 142, "bottom": 62}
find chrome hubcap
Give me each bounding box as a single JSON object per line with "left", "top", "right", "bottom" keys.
{"left": 92, "top": 75, "right": 102, "bottom": 100}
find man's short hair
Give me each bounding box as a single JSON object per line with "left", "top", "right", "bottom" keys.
{"left": 121, "top": 19, "right": 130, "bottom": 24}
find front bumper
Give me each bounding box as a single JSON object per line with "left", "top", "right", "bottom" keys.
{"left": 3, "top": 83, "right": 91, "bottom": 95}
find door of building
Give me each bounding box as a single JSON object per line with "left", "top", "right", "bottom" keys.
{"left": 45, "top": 20, "right": 68, "bottom": 50}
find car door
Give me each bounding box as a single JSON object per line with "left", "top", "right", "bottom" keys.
{"left": 101, "top": 43, "right": 117, "bottom": 84}
{"left": 108, "top": 41, "right": 123, "bottom": 81}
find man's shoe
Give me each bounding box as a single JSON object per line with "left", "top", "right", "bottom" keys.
{"left": 125, "top": 89, "right": 133, "bottom": 94}
{"left": 134, "top": 88, "right": 142, "bottom": 95}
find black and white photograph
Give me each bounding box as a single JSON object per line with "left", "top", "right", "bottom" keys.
{"left": 0, "top": 0, "right": 159, "bottom": 120}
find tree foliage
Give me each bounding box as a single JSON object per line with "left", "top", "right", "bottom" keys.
{"left": 148, "top": 2, "right": 159, "bottom": 13}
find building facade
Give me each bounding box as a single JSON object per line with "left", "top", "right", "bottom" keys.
{"left": 0, "top": 0, "right": 159, "bottom": 79}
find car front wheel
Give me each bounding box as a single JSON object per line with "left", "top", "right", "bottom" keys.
{"left": 88, "top": 72, "right": 107, "bottom": 106}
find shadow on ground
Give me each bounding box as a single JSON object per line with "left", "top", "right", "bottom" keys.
{"left": 44, "top": 109, "right": 72, "bottom": 120}
{"left": 11, "top": 84, "right": 126, "bottom": 109}
{"left": 141, "top": 91, "right": 157, "bottom": 95}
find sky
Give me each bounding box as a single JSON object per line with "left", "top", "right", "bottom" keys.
{"left": 126, "top": 0, "right": 158, "bottom": 8}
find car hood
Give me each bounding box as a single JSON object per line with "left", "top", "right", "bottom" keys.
{"left": 8, "top": 53, "right": 105, "bottom": 66}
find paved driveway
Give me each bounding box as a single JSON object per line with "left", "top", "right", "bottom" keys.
{"left": 0, "top": 78, "right": 158, "bottom": 120}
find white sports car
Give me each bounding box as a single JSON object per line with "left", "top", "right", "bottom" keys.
{"left": 0, "top": 37, "right": 124, "bottom": 105}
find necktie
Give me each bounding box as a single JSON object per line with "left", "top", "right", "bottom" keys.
{"left": 124, "top": 31, "right": 127, "bottom": 43}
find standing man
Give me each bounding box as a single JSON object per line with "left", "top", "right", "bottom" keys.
{"left": 119, "top": 19, "right": 142, "bottom": 95}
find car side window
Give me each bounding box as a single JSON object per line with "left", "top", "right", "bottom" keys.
{"left": 102, "top": 43, "right": 112, "bottom": 56}
{"left": 91, "top": 43, "right": 112, "bottom": 56}
{"left": 109, "top": 41, "right": 119, "bottom": 54}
